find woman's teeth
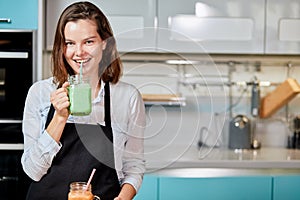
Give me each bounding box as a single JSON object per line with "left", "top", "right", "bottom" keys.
{"left": 76, "top": 59, "right": 88, "bottom": 63}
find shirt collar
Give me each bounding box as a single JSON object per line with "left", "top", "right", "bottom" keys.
{"left": 93, "top": 79, "right": 105, "bottom": 103}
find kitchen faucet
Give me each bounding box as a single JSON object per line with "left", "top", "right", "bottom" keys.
{"left": 251, "top": 76, "right": 260, "bottom": 117}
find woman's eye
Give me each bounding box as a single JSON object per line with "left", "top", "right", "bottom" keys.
{"left": 85, "top": 40, "right": 94, "bottom": 45}
{"left": 65, "top": 42, "right": 74, "bottom": 46}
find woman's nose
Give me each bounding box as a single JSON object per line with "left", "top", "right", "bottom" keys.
{"left": 75, "top": 44, "right": 84, "bottom": 56}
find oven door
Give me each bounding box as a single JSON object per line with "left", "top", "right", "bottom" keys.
{"left": 0, "top": 121, "right": 32, "bottom": 199}
{"left": 0, "top": 53, "right": 33, "bottom": 120}
{"left": 0, "top": 30, "right": 34, "bottom": 120}
{"left": 0, "top": 149, "right": 31, "bottom": 200}
{"left": 0, "top": 150, "right": 20, "bottom": 200}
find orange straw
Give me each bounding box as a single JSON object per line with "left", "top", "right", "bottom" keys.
{"left": 85, "top": 168, "right": 96, "bottom": 191}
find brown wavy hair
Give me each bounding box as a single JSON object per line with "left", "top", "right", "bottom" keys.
{"left": 51, "top": 1, "right": 122, "bottom": 87}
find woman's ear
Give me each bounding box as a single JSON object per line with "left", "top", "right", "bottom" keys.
{"left": 102, "top": 40, "right": 107, "bottom": 50}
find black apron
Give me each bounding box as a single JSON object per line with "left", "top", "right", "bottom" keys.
{"left": 26, "top": 82, "right": 121, "bottom": 200}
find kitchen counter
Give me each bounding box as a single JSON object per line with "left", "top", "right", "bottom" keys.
{"left": 144, "top": 145, "right": 300, "bottom": 172}
{"left": 139, "top": 146, "right": 300, "bottom": 200}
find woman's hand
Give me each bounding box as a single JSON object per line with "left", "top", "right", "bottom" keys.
{"left": 46, "top": 82, "right": 70, "bottom": 143}
{"left": 113, "top": 183, "right": 136, "bottom": 200}
{"left": 50, "top": 82, "right": 70, "bottom": 119}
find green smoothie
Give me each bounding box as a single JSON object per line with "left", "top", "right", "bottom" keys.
{"left": 68, "top": 83, "right": 92, "bottom": 116}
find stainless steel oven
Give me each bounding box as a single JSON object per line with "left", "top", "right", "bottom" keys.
{"left": 0, "top": 30, "right": 36, "bottom": 199}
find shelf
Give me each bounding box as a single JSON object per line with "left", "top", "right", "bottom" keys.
{"left": 142, "top": 94, "right": 186, "bottom": 106}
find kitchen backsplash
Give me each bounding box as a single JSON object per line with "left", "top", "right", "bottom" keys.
{"left": 42, "top": 52, "right": 300, "bottom": 148}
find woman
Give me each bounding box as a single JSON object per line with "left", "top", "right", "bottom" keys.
{"left": 21, "top": 1, "right": 146, "bottom": 200}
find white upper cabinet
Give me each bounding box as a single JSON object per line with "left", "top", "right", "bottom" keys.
{"left": 45, "top": 0, "right": 300, "bottom": 54}
{"left": 96, "top": 0, "right": 157, "bottom": 53}
{"left": 265, "top": 0, "right": 300, "bottom": 54}
{"left": 45, "top": 0, "right": 156, "bottom": 52}
{"left": 156, "top": 0, "right": 265, "bottom": 54}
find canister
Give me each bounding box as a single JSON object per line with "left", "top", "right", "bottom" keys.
{"left": 229, "top": 115, "right": 252, "bottom": 149}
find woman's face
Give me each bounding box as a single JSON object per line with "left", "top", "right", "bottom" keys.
{"left": 64, "top": 19, "right": 106, "bottom": 77}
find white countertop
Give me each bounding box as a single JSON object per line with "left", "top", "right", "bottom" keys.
{"left": 144, "top": 145, "right": 300, "bottom": 172}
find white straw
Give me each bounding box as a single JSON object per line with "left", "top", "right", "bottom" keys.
{"left": 85, "top": 168, "right": 96, "bottom": 191}
{"left": 79, "top": 61, "right": 83, "bottom": 83}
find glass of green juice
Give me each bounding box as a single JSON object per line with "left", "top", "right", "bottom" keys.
{"left": 68, "top": 75, "right": 92, "bottom": 116}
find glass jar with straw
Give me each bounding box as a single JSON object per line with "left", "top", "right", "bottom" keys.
{"left": 68, "top": 169, "right": 100, "bottom": 200}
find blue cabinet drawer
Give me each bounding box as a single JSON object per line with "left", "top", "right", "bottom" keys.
{"left": 134, "top": 175, "right": 158, "bottom": 200}
{"left": 273, "top": 175, "right": 300, "bottom": 200}
{"left": 159, "top": 176, "right": 272, "bottom": 200}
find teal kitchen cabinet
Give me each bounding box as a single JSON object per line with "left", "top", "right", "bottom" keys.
{"left": 273, "top": 175, "right": 300, "bottom": 200}
{"left": 0, "top": 0, "right": 38, "bottom": 29}
{"left": 134, "top": 175, "right": 158, "bottom": 200}
{"left": 159, "top": 176, "right": 272, "bottom": 200}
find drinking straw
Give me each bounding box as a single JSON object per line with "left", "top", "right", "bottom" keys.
{"left": 79, "top": 61, "right": 83, "bottom": 83}
{"left": 85, "top": 168, "right": 96, "bottom": 191}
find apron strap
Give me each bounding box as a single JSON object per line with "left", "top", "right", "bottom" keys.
{"left": 104, "top": 82, "right": 111, "bottom": 128}
{"left": 45, "top": 104, "right": 54, "bottom": 128}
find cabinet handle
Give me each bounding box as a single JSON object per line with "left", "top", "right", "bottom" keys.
{"left": 0, "top": 119, "right": 22, "bottom": 123}
{"left": 0, "top": 18, "right": 11, "bottom": 23}
{"left": 0, "top": 176, "right": 18, "bottom": 182}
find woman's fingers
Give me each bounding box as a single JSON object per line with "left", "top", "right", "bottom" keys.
{"left": 62, "top": 82, "right": 70, "bottom": 89}
{"left": 50, "top": 83, "right": 70, "bottom": 115}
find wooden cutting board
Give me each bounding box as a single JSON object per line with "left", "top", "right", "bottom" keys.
{"left": 142, "top": 94, "right": 183, "bottom": 101}
{"left": 260, "top": 78, "right": 300, "bottom": 118}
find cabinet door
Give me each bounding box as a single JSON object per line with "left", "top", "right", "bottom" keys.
{"left": 133, "top": 175, "right": 158, "bottom": 200}
{"left": 96, "top": 0, "right": 156, "bottom": 53}
{"left": 0, "top": 0, "right": 38, "bottom": 29}
{"left": 273, "top": 175, "right": 300, "bottom": 200}
{"left": 159, "top": 176, "right": 272, "bottom": 200}
{"left": 157, "top": 0, "right": 265, "bottom": 54}
{"left": 266, "top": 0, "right": 300, "bottom": 54}
{"left": 46, "top": 0, "right": 156, "bottom": 52}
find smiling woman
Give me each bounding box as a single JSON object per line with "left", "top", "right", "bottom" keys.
{"left": 21, "top": 2, "right": 146, "bottom": 200}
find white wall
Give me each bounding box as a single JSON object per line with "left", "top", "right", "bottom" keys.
{"left": 120, "top": 54, "right": 300, "bottom": 149}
